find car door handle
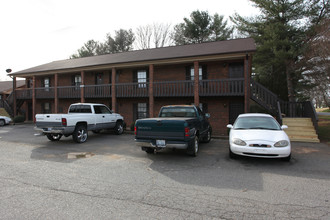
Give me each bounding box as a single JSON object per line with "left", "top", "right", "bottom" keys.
{"left": 102, "top": 116, "right": 105, "bottom": 118}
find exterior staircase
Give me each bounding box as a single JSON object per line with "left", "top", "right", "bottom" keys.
{"left": 250, "top": 79, "right": 320, "bottom": 143}
{"left": 282, "top": 118, "right": 320, "bottom": 143}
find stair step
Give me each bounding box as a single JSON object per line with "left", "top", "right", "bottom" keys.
{"left": 283, "top": 118, "right": 312, "bottom": 122}
{"left": 285, "top": 130, "right": 317, "bottom": 136}
{"left": 285, "top": 126, "right": 315, "bottom": 132}
{"left": 283, "top": 120, "right": 314, "bottom": 126}
{"left": 289, "top": 135, "right": 320, "bottom": 143}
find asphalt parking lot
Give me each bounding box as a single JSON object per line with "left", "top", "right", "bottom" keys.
{"left": 0, "top": 124, "right": 329, "bottom": 219}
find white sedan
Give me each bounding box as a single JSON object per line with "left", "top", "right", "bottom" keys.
{"left": 227, "top": 113, "right": 291, "bottom": 161}
{"left": 0, "top": 116, "right": 12, "bottom": 126}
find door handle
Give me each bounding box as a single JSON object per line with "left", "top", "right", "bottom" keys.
{"left": 102, "top": 116, "right": 105, "bottom": 118}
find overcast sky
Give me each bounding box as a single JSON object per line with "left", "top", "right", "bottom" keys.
{"left": 0, "top": 0, "right": 259, "bottom": 81}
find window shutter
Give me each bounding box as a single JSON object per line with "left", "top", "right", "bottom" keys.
{"left": 146, "top": 69, "right": 149, "bottom": 83}
{"left": 71, "top": 75, "right": 75, "bottom": 86}
{"left": 147, "top": 103, "right": 150, "bottom": 118}
{"left": 202, "top": 65, "right": 208, "bottom": 80}
{"left": 133, "top": 103, "right": 137, "bottom": 122}
{"left": 133, "top": 70, "right": 137, "bottom": 83}
{"left": 185, "top": 66, "right": 191, "bottom": 80}
{"left": 202, "top": 103, "right": 208, "bottom": 113}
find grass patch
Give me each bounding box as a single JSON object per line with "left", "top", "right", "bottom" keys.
{"left": 322, "top": 108, "right": 330, "bottom": 113}
{"left": 318, "top": 115, "right": 330, "bottom": 144}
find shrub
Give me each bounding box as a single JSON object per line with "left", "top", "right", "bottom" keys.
{"left": 13, "top": 115, "right": 25, "bottom": 123}
{"left": 130, "top": 123, "right": 135, "bottom": 131}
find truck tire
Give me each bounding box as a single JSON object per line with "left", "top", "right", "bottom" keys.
{"left": 46, "top": 134, "right": 62, "bottom": 141}
{"left": 202, "top": 129, "right": 211, "bottom": 143}
{"left": 72, "top": 124, "right": 88, "bottom": 143}
{"left": 187, "top": 135, "right": 199, "bottom": 157}
{"left": 114, "top": 121, "right": 124, "bottom": 135}
{"left": 143, "top": 147, "right": 154, "bottom": 154}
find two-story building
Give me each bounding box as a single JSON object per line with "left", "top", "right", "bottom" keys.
{"left": 8, "top": 38, "right": 256, "bottom": 135}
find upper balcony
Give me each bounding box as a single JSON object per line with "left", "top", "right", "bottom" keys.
{"left": 15, "top": 78, "right": 245, "bottom": 99}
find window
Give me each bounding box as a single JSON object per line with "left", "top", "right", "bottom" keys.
{"left": 44, "top": 78, "right": 50, "bottom": 91}
{"left": 137, "top": 70, "right": 147, "bottom": 88}
{"left": 42, "top": 102, "right": 51, "bottom": 113}
{"left": 191, "top": 103, "right": 208, "bottom": 114}
{"left": 186, "top": 65, "right": 207, "bottom": 81}
{"left": 94, "top": 105, "right": 111, "bottom": 114}
{"left": 190, "top": 67, "right": 203, "bottom": 80}
{"left": 69, "top": 105, "right": 92, "bottom": 113}
{"left": 137, "top": 103, "right": 148, "bottom": 119}
{"left": 74, "top": 75, "right": 81, "bottom": 89}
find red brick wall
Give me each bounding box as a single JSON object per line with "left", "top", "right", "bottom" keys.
{"left": 24, "top": 60, "right": 247, "bottom": 136}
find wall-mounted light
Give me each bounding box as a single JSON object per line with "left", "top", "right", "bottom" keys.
{"left": 223, "top": 103, "right": 227, "bottom": 108}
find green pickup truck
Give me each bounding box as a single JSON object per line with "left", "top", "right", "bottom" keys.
{"left": 134, "top": 105, "right": 212, "bottom": 156}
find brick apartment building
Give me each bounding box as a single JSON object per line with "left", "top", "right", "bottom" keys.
{"left": 8, "top": 38, "right": 256, "bottom": 135}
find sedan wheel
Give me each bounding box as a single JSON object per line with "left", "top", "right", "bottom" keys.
{"left": 0, "top": 120, "right": 5, "bottom": 126}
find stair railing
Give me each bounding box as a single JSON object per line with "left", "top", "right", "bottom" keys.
{"left": 250, "top": 79, "right": 280, "bottom": 116}
{"left": 250, "top": 80, "right": 318, "bottom": 132}
{"left": 3, "top": 99, "right": 13, "bottom": 117}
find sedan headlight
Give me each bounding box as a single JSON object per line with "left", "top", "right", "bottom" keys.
{"left": 232, "top": 138, "right": 247, "bottom": 146}
{"left": 274, "top": 140, "right": 289, "bottom": 147}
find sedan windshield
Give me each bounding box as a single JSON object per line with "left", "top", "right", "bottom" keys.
{"left": 233, "top": 116, "right": 281, "bottom": 130}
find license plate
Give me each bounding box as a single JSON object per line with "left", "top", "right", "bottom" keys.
{"left": 156, "top": 140, "right": 166, "bottom": 147}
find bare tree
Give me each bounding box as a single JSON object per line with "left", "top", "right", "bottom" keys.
{"left": 135, "top": 25, "right": 152, "bottom": 49}
{"left": 153, "top": 23, "right": 172, "bottom": 48}
{"left": 135, "top": 23, "right": 173, "bottom": 49}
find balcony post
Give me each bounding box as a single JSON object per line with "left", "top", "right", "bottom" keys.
{"left": 244, "top": 54, "right": 251, "bottom": 113}
{"left": 111, "top": 67, "right": 116, "bottom": 112}
{"left": 54, "top": 73, "right": 58, "bottom": 113}
{"left": 194, "top": 61, "right": 199, "bottom": 106}
{"left": 80, "top": 71, "right": 85, "bottom": 103}
{"left": 32, "top": 76, "right": 36, "bottom": 122}
{"left": 149, "top": 64, "right": 154, "bottom": 118}
{"left": 13, "top": 77, "right": 17, "bottom": 116}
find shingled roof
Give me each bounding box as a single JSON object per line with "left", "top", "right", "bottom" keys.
{"left": 0, "top": 80, "right": 25, "bottom": 94}
{"left": 10, "top": 38, "right": 256, "bottom": 76}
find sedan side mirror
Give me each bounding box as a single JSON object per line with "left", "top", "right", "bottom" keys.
{"left": 227, "top": 124, "right": 233, "bottom": 129}
{"left": 281, "top": 125, "right": 288, "bottom": 130}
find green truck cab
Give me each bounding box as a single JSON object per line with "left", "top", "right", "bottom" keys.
{"left": 135, "top": 105, "right": 212, "bottom": 156}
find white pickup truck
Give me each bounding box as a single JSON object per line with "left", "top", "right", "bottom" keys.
{"left": 35, "top": 103, "right": 124, "bottom": 143}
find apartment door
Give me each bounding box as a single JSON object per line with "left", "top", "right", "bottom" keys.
{"left": 229, "top": 102, "right": 244, "bottom": 124}
{"left": 95, "top": 73, "right": 104, "bottom": 96}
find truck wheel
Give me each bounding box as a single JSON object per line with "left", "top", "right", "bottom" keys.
{"left": 187, "top": 136, "right": 199, "bottom": 157}
{"left": 46, "top": 134, "right": 62, "bottom": 141}
{"left": 202, "top": 129, "right": 211, "bottom": 143}
{"left": 73, "top": 125, "right": 88, "bottom": 143}
{"left": 144, "top": 147, "right": 154, "bottom": 154}
{"left": 114, "top": 121, "right": 124, "bottom": 135}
